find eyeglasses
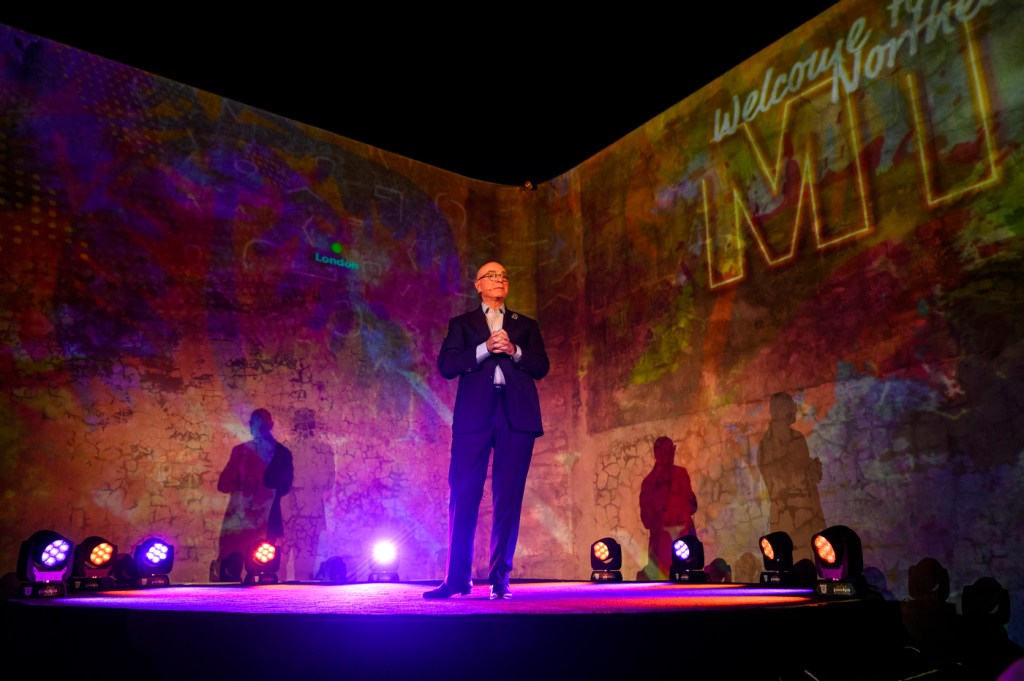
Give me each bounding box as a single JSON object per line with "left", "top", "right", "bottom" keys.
{"left": 476, "top": 272, "right": 509, "bottom": 283}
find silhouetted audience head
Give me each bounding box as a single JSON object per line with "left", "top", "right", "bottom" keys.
{"left": 909, "top": 556, "right": 950, "bottom": 603}
{"left": 958, "top": 577, "right": 1023, "bottom": 680}
{"left": 963, "top": 576, "right": 1011, "bottom": 625}
{"left": 862, "top": 566, "right": 894, "bottom": 600}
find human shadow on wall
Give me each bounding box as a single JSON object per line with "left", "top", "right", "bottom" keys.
{"left": 214, "top": 408, "right": 294, "bottom": 581}
{"left": 284, "top": 407, "right": 333, "bottom": 582}
{"left": 756, "top": 392, "right": 827, "bottom": 564}
{"left": 636, "top": 436, "right": 698, "bottom": 581}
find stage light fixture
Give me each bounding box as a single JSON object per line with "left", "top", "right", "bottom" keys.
{"left": 244, "top": 540, "right": 281, "bottom": 585}
{"left": 811, "top": 525, "right": 864, "bottom": 597}
{"left": 368, "top": 540, "right": 399, "bottom": 582}
{"left": 759, "top": 531, "right": 796, "bottom": 586}
{"left": 127, "top": 537, "right": 174, "bottom": 587}
{"left": 316, "top": 556, "right": 348, "bottom": 583}
{"left": 16, "top": 529, "right": 74, "bottom": 597}
{"left": 70, "top": 535, "right": 118, "bottom": 591}
{"left": 589, "top": 537, "right": 623, "bottom": 582}
{"left": 670, "top": 535, "right": 708, "bottom": 583}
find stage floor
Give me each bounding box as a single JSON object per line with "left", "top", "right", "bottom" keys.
{"left": 0, "top": 579, "right": 943, "bottom": 680}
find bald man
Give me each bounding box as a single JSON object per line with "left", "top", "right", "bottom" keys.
{"left": 424, "top": 262, "right": 549, "bottom": 600}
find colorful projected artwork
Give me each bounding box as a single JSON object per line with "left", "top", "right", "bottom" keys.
{"left": 562, "top": 0, "right": 1023, "bottom": 641}
{"left": 0, "top": 25, "right": 479, "bottom": 583}
{"left": 1, "top": 0, "right": 1022, "bottom": 644}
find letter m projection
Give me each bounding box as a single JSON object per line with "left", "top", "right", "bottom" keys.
{"left": 701, "top": 78, "right": 873, "bottom": 289}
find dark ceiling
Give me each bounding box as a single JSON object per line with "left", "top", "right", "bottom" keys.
{"left": 1, "top": 5, "right": 841, "bottom": 185}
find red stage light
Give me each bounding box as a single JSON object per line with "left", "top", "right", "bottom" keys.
{"left": 814, "top": 535, "right": 836, "bottom": 564}
{"left": 71, "top": 535, "right": 118, "bottom": 591}
{"left": 590, "top": 537, "right": 623, "bottom": 582}
{"left": 758, "top": 532, "right": 796, "bottom": 586}
{"left": 245, "top": 540, "right": 281, "bottom": 585}
{"left": 90, "top": 542, "right": 115, "bottom": 566}
{"left": 252, "top": 542, "right": 276, "bottom": 565}
{"left": 811, "top": 526, "right": 864, "bottom": 597}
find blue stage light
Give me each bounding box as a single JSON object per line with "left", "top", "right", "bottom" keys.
{"left": 671, "top": 535, "right": 708, "bottom": 583}
{"left": 128, "top": 537, "right": 174, "bottom": 587}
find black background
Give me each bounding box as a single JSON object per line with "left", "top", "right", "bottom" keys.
{"left": 1, "top": 5, "right": 841, "bottom": 185}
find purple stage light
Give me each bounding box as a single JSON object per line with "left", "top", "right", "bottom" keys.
{"left": 671, "top": 535, "right": 707, "bottom": 583}
{"left": 369, "top": 540, "right": 399, "bottom": 583}
{"left": 372, "top": 541, "right": 397, "bottom": 566}
{"left": 16, "top": 530, "right": 75, "bottom": 597}
{"left": 41, "top": 539, "right": 70, "bottom": 567}
{"left": 129, "top": 537, "right": 175, "bottom": 587}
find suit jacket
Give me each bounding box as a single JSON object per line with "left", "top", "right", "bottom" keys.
{"left": 438, "top": 306, "right": 549, "bottom": 435}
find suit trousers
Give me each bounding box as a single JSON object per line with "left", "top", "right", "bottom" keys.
{"left": 446, "top": 385, "right": 535, "bottom": 588}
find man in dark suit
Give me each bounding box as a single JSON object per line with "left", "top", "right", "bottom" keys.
{"left": 424, "top": 261, "right": 549, "bottom": 600}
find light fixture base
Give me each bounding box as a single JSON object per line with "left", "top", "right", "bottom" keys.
{"left": 69, "top": 576, "right": 116, "bottom": 591}
{"left": 244, "top": 573, "right": 279, "bottom": 586}
{"left": 134, "top": 574, "right": 171, "bottom": 588}
{"left": 671, "top": 570, "right": 709, "bottom": 584}
{"left": 814, "top": 579, "right": 861, "bottom": 598}
{"left": 18, "top": 581, "right": 66, "bottom": 598}
{"left": 590, "top": 570, "right": 623, "bottom": 582}
{"left": 368, "top": 572, "right": 399, "bottom": 583}
{"left": 760, "top": 571, "right": 799, "bottom": 587}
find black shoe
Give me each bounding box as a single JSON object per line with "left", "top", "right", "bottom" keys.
{"left": 489, "top": 583, "right": 511, "bottom": 600}
{"left": 423, "top": 581, "right": 473, "bottom": 599}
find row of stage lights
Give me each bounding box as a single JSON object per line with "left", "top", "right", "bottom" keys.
{"left": 591, "top": 524, "right": 867, "bottom": 596}
{"left": 18, "top": 525, "right": 1013, "bottom": 624}
{"left": 17, "top": 531, "right": 176, "bottom": 597}
{"left": 221, "top": 539, "right": 400, "bottom": 585}
{"left": 21, "top": 525, "right": 858, "bottom": 597}
{"left": 23, "top": 524, "right": 859, "bottom": 597}
{"left": 16, "top": 529, "right": 404, "bottom": 598}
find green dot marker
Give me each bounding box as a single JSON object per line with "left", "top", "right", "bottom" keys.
{"left": 331, "top": 242, "right": 343, "bottom": 254}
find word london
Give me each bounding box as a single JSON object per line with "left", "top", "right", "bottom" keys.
{"left": 314, "top": 252, "right": 359, "bottom": 270}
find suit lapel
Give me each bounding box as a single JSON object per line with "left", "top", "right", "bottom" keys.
{"left": 470, "top": 307, "right": 490, "bottom": 341}
{"left": 502, "top": 308, "right": 520, "bottom": 338}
